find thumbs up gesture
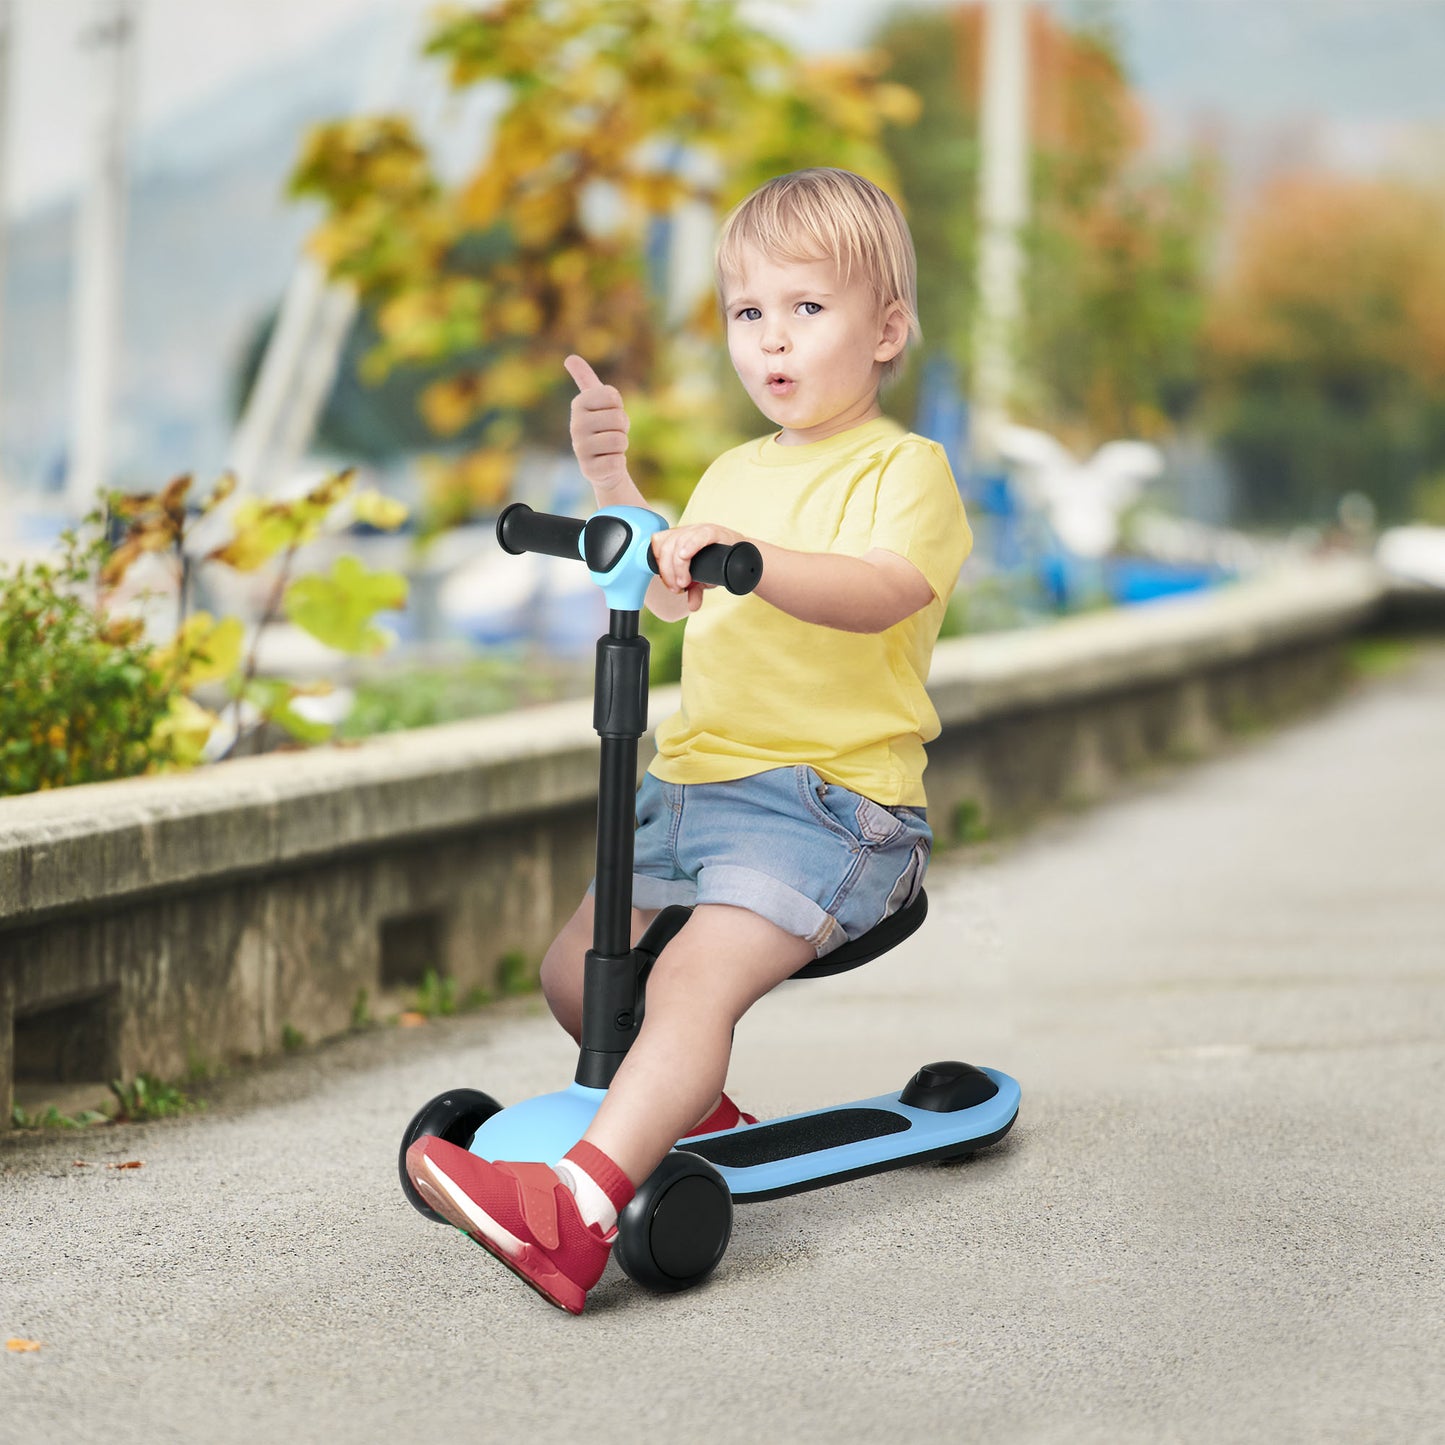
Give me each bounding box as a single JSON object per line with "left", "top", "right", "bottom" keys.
{"left": 564, "top": 354, "right": 632, "bottom": 496}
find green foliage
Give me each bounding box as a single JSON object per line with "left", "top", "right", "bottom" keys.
{"left": 201, "top": 476, "right": 411, "bottom": 751}
{"left": 1347, "top": 638, "right": 1418, "bottom": 679}
{"left": 12, "top": 1072, "right": 200, "bottom": 1127}
{"left": 1206, "top": 177, "right": 1445, "bottom": 526}
{"left": 875, "top": 7, "right": 1215, "bottom": 451}
{"left": 409, "top": 968, "right": 456, "bottom": 1019}
{"left": 342, "top": 667, "right": 504, "bottom": 736}
{"left": 496, "top": 950, "right": 534, "bottom": 997}
{"left": 1414, "top": 473, "right": 1445, "bottom": 526}
{"left": 1211, "top": 380, "right": 1443, "bottom": 526}
{"left": 641, "top": 612, "right": 687, "bottom": 686}
{"left": 240, "top": 678, "right": 336, "bottom": 747}
{"left": 1022, "top": 154, "right": 1216, "bottom": 443}
{"left": 107, "top": 1074, "right": 201, "bottom": 1122}
{"left": 1222, "top": 700, "right": 1265, "bottom": 737}
{"left": 1, "top": 468, "right": 415, "bottom": 797}
{"left": 126, "top": 467, "right": 411, "bottom": 756}
{"left": 284, "top": 556, "right": 408, "bottom": 655}
{"left": 184, "top": 1047, "right": 219, "bottom": 1085}
{"left": 0, "top": 523, "right": 175, "bottom": 795}
{"left": 624, "top": 385, "right": 752, "bottom": 519}
{"left": 350, "top": 988, "right": 373, "bottom": 1030}
{"left": 281, "top": 1023, "right": 307, "bottom": 1052}
{"left": 10, "top": 1103, "right": 109, "bottom": 1130}
{"left": 942, "top": 576, "right": 1057, "bottom": 637}
{"left": 951, "top": 799, "right": 990, "bottom": 846}
{"left": 341, "top": 652, "right": 590, "bottom": 737}
{"left": 874, "top": 8, "right": 982, "bottom": 422}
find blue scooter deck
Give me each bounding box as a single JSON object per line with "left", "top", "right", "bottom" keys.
{"left": 679, "top": 1068, "right": 1020, "bottom": 1202}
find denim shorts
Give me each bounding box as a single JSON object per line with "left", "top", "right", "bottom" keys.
{"left": 591, "top": 766, "right": 932, "bottom": 959}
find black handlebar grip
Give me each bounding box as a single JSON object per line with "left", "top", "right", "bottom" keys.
{"left": 496, "top": 502, "right": 586, "bottom": 560}
{"left": 499, "top": 501, "right": 763, "bottom": 596}
{"left": 647, "top": 539, "right": 763, "bottom": 595}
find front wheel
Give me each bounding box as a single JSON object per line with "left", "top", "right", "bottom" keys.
{"left": 614, "top": 1150, "right": 733, "bottom": 1292}
{"left": 398, "top": 1087, "right": 503, "bottom": 1223}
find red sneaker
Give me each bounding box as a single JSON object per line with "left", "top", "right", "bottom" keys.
{"left": 681, "top": 1092, "right": 757, "bottom": 1139}
{"left": 405, "top": 1137, "right": 613, "bottom": 1314}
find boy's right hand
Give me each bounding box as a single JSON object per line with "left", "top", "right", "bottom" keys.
{"left": 564, "top": 355, "right": 630, "bottom": 494}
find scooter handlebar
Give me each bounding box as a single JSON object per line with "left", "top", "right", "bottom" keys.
{"left": 648, "top": 538, "right": 762, "bottom": 596}
{"left": 496, "top": 502, "right": 585, "bottom": 560}
{"left": 496, "top": 502, "right": 763, "bottom": 596}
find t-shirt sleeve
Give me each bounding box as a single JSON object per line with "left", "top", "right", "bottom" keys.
{"left": 855, "top": 438, "right": 973, "bottom": 603}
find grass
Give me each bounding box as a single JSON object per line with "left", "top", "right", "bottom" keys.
{"left": 408, "top": 968, "right": 456, "bottom": 1019}
{"left": 950, "top": 798, "right": 991, "bottom": 846}
{"left": 403, "top": 954, "right": 535, "bottom": 1021}
{"left": 496, "top": 950, "right": 534, "bottom": 996}
{"left": 350, "top": 987, "right": 373, "bottom": 1030}
{"left": 107, "top": 1074, "right": 202, "bottom": 1123}
{"left": 10, "top": 1103, "right": 109, "bottom": 1130}
{"left": 341, "top": 653, "right": 592, "bottom": 738}
{"left": 1347, "top": 637, "right": 1418, "bottom": 678}
{"left": 10, "top": 1073, "right": 204, "bottom": 1130}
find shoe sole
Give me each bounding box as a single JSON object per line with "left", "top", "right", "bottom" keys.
{"left": 409, "top": 1152, "right": 587, "bottom": 1316}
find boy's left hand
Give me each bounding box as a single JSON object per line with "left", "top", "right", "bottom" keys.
{"left": 652, "top": 524, "right": 745, "bottom": 610}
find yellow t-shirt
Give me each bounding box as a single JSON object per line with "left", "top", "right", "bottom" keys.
{"left": 649, "top": 416, "right": 972, "bottom": 807}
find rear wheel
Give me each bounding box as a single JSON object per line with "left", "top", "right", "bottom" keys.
{"left": 398, "top": 1088, "right": 503, "bottom": 1223}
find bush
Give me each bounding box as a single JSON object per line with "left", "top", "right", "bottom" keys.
{"left": 0, "top": 525, "right": 176, "bottom": 794}
{"left": 1, "top": 473, "right": 412, "bottom": 798}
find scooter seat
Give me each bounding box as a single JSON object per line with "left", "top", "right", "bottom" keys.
{"left": 791, "top": 889, "right": 928, "bottom": 980}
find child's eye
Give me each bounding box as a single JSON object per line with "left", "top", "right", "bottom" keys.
{"left": 734, "top": 306, "right": 761, "bottom": 322}
{"left": 797, "top": 301, "right": 823, "bottom": 316}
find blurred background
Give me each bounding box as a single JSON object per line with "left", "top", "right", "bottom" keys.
{"left": 2, "top": 0, "right": 1443, "bottom": 777}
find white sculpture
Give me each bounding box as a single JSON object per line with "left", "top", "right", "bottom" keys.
{"left": 995, "top": 424, "right": 1165, "bottom": 558}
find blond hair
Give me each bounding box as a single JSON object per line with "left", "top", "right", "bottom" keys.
{"left": 715, "top": 168, "right": 920, "bottom": 385}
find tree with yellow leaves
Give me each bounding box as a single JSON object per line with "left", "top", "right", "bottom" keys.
{"left": 1207, "top": 175, "right": 1445, "bottom": 525}
{"left": 289, "top": 0, "right": 918, "bottom": 529}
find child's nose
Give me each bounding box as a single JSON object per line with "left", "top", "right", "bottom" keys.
{"left": 762, "top": 325, "right": 789, "bottom": 354}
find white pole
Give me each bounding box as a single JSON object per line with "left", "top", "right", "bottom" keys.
{"left": 0, "top": 0, "right": 13, "bottom": 533}
{"left": 66, "top": 0, "right": 136, "bottom": 517}
{"left": 225, "top": 260, "right": 342, "bottom": 492}
{"left": 972, "top": 0, "right": 1031, "bottom": 466}
{"left": 224, "top": 1, "right": 434, "bottom": 502}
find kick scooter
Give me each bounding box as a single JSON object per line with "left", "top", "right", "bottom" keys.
{"left": 399, "top": 502, "right": 1021, "bottom": 1292}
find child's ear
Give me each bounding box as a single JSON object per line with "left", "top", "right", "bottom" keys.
{"left": 875, "top": 302, "right": 909, "bottom": 365}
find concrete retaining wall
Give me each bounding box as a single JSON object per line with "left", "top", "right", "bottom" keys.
{"left": 0, "top": 558, "right": 1394, "bottom": 1120}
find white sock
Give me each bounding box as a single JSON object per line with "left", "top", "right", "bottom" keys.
{"left": 555, "top": 1159, "right": 619, "bottom": 1233}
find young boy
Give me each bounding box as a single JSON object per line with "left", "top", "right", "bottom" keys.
{"left": 406, "top": 168, "right": 972, "bottom": 1313}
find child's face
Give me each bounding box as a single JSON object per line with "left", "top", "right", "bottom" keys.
{"left": 722, "top": 246, "right": 907, "bottom": 446}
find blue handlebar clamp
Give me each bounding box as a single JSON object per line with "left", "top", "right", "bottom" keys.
{"left": 580, "top": 505, "right": 669, "bottom": 612}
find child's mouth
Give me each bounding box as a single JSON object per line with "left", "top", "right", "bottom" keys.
{"left": 766, "top": 374, "right": 796, "bottom": 397}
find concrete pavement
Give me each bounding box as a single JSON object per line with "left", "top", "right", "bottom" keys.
{"left": 3, "top": 647, "right": 1442, "bottom": 1444}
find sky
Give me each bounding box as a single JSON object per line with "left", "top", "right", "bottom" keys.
{"left": 4, "top": 0, "right": 402, "bottom": 216}
{"left": 7, "top": 0, "right": 1442, "bottom": 218}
